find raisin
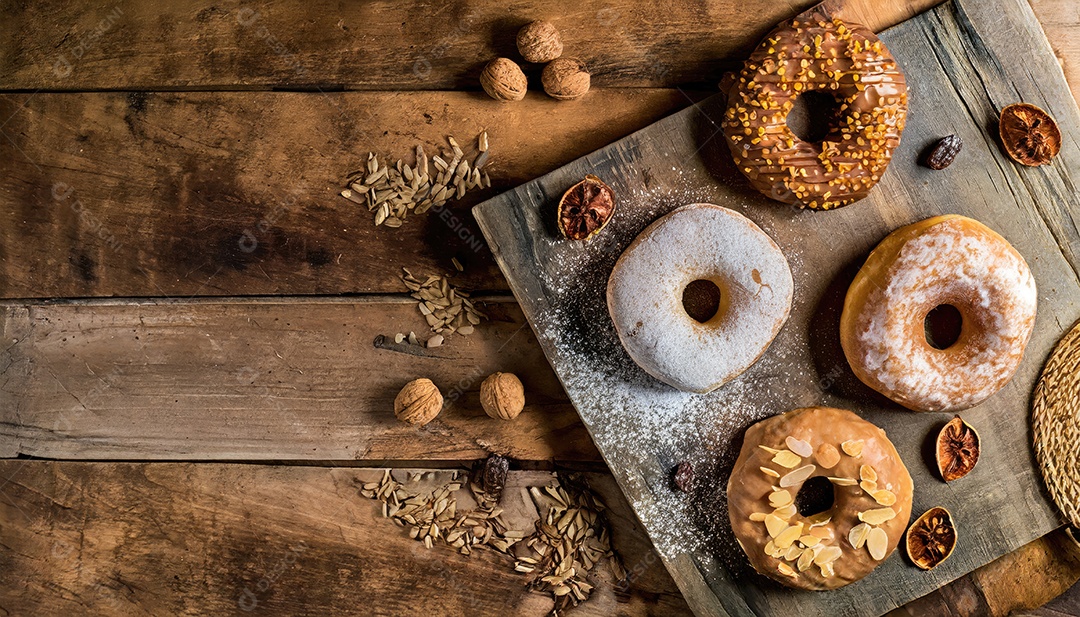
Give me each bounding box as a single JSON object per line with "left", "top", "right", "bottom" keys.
{"left": 923, "top": 134, "right": 963, "bottom": 170}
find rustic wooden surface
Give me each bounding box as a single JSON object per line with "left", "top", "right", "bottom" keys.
{"left": 474, "top": 0, "right": 1080, "bottom": 614}
{"left": 0, "top": 464, "right": 691, "bottom": 615}
{"left": 0, "top": 0, "right": 938, "bottom": 91}
{"left": 2, "top": 0, "right": 1080, "bottom": 615}
{"left": 0, "top": 297, "right": 600, "bottom": 462}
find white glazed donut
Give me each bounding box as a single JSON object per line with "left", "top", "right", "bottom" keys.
{"left": 606, "top": 204, "right": 794, "bottom": 393}
{"left": 841, "top": 215, "right": 1038, "bottom": 412}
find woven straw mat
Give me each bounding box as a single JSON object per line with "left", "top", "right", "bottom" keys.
{"left": 1033, "top": 320, "right": 1080, "bottom": 528}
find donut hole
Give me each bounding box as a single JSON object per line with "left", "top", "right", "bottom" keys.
{"left": 924, "top": 304, "right": 963, "bottom": 350}
{"left": 682, "top": 279, "right": 723, "bottom": 323}
{"left": 787, "top": 90, "right": 842, "bottom": 143}
{"left": 795, "top": 476, "right": 836, "bottom": 517}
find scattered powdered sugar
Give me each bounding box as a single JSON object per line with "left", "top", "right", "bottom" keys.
{"left": 526, "top": 173, "right": 817, "bottom": 576}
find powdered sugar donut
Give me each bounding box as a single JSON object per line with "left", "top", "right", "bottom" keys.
{"left": 607, "top": 204, "right": 794, "bottom": 393}
{"left": 841, "top": 215, "right": 1037, "bottom": 412}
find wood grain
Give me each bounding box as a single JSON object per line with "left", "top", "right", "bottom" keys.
{"left": 0, "top": 89, "right": 692, "bottom": 298}
{"left": 1029, "top": 0, "right": 1080, "bottom": 99}
{"left": 0, "top": 297, "right": 601, "bottom": 462}
{"left": 473, "top": 0, "right": 1080, "bottom": 614}
{"left": 0, "top": 0, "right": 939, "bottom": 91}
{"left": 0, "top": 462, "right": 691, "bottom": 616}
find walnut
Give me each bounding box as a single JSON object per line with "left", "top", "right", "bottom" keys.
{"left": 516, "top": 20, "right": 563, "bottom": 63}
{"left": 480, "top": 58, "right": 527, "bottom": 102}
{"left": 480, "top": 372, "right": 525, "bottom": 420}
{"left": 541, "top": 58, "right": 590, "bottom": 100}
{"left": 394, "top": 378, "right": 443, "bottom": 426}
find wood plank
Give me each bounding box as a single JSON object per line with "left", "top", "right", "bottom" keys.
{"left": 0, "top": 297, "right": 601, "bottom": 462}
{"left": 0, "top": 0, "right": 939, "bottom": 91}
{"left": 887, "top": 529, "right": 1080, "bottom": 616}
{"left": 1029, "top": 0, "right": 1080, "bottom": 101}
{"left": 473, "top": 0, "right": 1080, "bottom": 614}
{"left": 0, "top": 462, "right": 691, "bottom": 616}
{"left": 0, "top": 89, "right": 691, "bottom": 298}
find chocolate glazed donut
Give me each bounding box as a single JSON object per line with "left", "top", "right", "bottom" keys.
{"left": 721, "top": 13, "right": 908, "bottom": 210}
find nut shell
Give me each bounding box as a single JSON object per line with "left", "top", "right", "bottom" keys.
{"left": 480, "top": 58, "right": 527, "bottom": 102}
{"left": 394, "top": 378, "right": 443, "bottom": 426}
{"left": 935, "top": 415, "right": 980, "bottom": 482}
{"left": 480, "top": 372, "right": 525, "bottom": 420}
{"left": 541, "top": 58, "right": 590, "bottom": 100}
{"left": 905, "top": 506, "right": 957, "bottom": 570}
{"left": 999, "top": 102, "right": 1061, "bottom": 166}
{"left": 516, "top": 20, "right": 563, "bottom": 63}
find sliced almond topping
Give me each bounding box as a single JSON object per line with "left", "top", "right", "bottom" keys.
{"left": 783, "top": 543, "right": 802, "bottom": 561}
{"left": 842, "top": 439, "right": 865, "bottom": 457}
{"left": 768, "top": 489, "right": 793, "bottom": 508}
{"left": 828, "top": 476, "right": 858, "bottom": 486}
{"left": 859, "top": 507, "right": 897, "bottom": 525}
{"left": 760, "top": 466, "right": 781, "bottom": 478}
{"left": 758, "top": 445, "right": 781, "bottom": 454}
{"left": 810, "top": 525, "right": 832, "bottom": 539}
{"left": 866, "top": 526, "right": 889, "bottom": 560}
{"left": 860, "top": 479, "right": 878, "bottom": 494}
{"left": 765, "top": 514, "right": 788, "bottom": 538}
{"left": 800, "top": 535, "right": 821, "bottom": 547}
{"left": 749, "top": 512, "right": 768, "bottom": 522}
{"left": 779, "top": 464, "right": 817, "bottom": 488}
{"left": 772, "top": 450, "right": 802, "bottom": 469}
{"left": 872, "top": 489, "right": 897, "bottom": 506}
{"left": 814, "top": 545, "right": 843, "bottom": 565}
{"left": 775, "top": 524, "right": 804, "bottom": 549}
{"left": 819, "top": 561, "right": 836, "bottom": 578}
{"left": 773, "top": 504, "right": 797, "bottom": 519}
{"left": 859, "top": 464, "right": 878, "bottom": 483}
{"left": 797, "top": 547, "right": 815, "bottom": 571}
{"left": 786, "top": 436, "right": 813, "bottom": 457}
{"left": 848, "top": 522, "right": 871, "bottom": 549}
{"left": 816, "top": 443, "right": 841, "bottom": 469}
{"left": 807, "top": 513, "right": 832, "bottom": 527}
{"left": 764, "top": 539, "right": 782, "bottom": 558}
{"left": 777, "top": 562, "right": 798, "bottom": 577}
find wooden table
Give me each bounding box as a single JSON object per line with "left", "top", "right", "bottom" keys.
{"left": 1, "top": 0, "right": 1079, "bottom": 615}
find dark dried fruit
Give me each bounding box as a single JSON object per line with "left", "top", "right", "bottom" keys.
{"left": 475, "top": 454, "right": 509, "bottom": 503}
{"left": 557, "top": 174, "right": 615, "bottom": 241}
{"left": 672, "top": 461, "right": 694, "bottom": 493}
{"left": 999, "top": 103, "right": 1061, "bottom": 166}
{"left": 923, "top": 134, "right": 963, "bottom": 170}
{"left": 906, "top": 506, "right": 957, "bottom": 570}
{"left": 936, "top": 415, "right": 980, "bottom": 482}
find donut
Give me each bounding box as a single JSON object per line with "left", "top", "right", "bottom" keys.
{"left": 721, "top": 13, "right": 908, "bottom": 210}
{"left": 728, "top": 407, "right": 913, "bottom": 590}
{"left": 606, "top": 204, "right": 793, "bottom": 393}
{"left": 841, "top": 215, "right": 1038, "bottom": 412}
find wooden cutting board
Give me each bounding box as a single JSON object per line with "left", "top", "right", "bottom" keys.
{"left": 473, "top": 0, "right": 1080, "bottom": 614}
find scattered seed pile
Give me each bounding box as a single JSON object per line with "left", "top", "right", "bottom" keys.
{"left": 358, "top": 469, "right": 520, "bottom": 555}
{"left": 357, "top": 469, "right": 624, "bottom": 615}
{"left": 397, "top": 268, "right": 486, "bottom": 348}
{"left": 515, "top": 481, "right": 621, "bottom": 613}
{"left": 341, "top": 133, "right": 492, "bottom": 228}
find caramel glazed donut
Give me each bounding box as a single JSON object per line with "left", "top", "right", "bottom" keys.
{"left": 841, "top": 215, "right": 1038, "bottom": 412}
{"left": 607, "top": 204, "right": 793, "bottom": 393}
{"left": 728, "top": 407, "right": 913, "bottom": 590}
{"left": 721, "top": 14, "right": 908, "bottom": 210}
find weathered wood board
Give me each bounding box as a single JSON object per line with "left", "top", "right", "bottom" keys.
{"left": 0, "top": 0, "right": 937, "bottom": 91}
{"left": 0, "top": 297, "right": 600, "bottom": 462}
{"left": 0, "top": 463, "right": 691, "bottom": 616}
{"left": 473, "top": 0, "right": 1080, "bottom": 615}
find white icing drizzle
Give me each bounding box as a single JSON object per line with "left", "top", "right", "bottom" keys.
{"left": 851, "top": 218, "right": 1037, "bottom": 411}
